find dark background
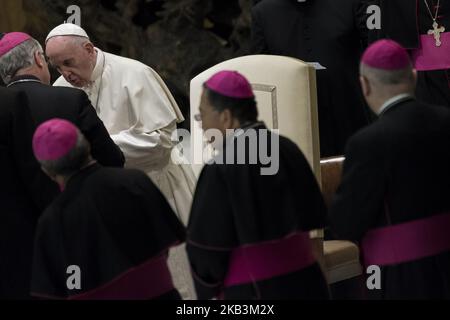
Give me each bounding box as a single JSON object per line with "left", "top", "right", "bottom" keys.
{"left": 2, "top": 0, "right": 257, "bottom": 125}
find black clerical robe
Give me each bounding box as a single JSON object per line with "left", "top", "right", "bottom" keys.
{"left": 31, "top": 164, "right": 186, "bottom": 300}
{"left": 251, "top": 0, "right": 372, "bottom": 157}
{"left": 7, "top": 75, "right": 125, "bottom": 212}
{"left": 369, "top": 0, "right": 450, "bottom": 107}
{"left": 0, "top": 88, "right": 37, "bottom": 299}
{"left": 187, "top": 123, "right": 329, "bottom": 300}
{"left": 330, "top": 98, "right": 450, "bottom": 299}
{"left": 0, "top": 77, "right": 124, "bottom": 299}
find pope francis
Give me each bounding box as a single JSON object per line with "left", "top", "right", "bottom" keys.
{"left": 45, "top": 23, "right": 196, "bottom": 300}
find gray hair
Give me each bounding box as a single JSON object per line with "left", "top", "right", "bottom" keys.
{"left": 39, "top": 132, "right": 91, "bottom": 177}
{"left": 360, "top": 63, "right": 415, "bottom": 87}
{"left": 0, "top": 38, "right": 43, "bottom": 84}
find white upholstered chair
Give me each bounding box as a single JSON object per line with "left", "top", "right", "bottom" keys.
{"left": 189, "top": 55, "right": 321, "bottom": 181}
{"left": 189, "top": 55, "right": 362, "bottom": 288}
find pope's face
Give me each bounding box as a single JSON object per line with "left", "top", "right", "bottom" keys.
{"left": 46, "top": 36, "right": 96, "bottom": 88}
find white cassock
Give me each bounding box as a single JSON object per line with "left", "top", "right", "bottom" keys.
{"left": 53, "top": 48, "right": 197, "bottom": 300}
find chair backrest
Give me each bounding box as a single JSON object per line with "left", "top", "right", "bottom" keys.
{"left": 320, "top": 157, "right": 346, "bottom": 208}
{"left": 189, "top": 55, "right": 321, "bottom": 182}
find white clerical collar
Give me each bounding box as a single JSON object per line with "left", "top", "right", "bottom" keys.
{"left": 378, "top": 93, "right": 414, "bottom": 116}
{"left": 90, "top": 48, "right": 105, "bottom": 83}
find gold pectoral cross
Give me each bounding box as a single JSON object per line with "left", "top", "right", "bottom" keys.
{"left": 428, "top": 21, "right": 446, "bottom": 47}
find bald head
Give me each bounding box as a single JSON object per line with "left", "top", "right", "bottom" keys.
{"left": 359, "top": 40, "right": 417, "bottom": 114}
{"left": 45, "top": 35, "right": 97, "bottom": 88}
{"left": 359, "top": 63, "right": 416, "bottom": 114}
{"left": 360, "top": 63, "right": 415, "bottom": 87}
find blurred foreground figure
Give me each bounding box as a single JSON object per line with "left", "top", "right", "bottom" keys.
{"left": 330, "top": 40, "right": 450, "bottom": 299}
{"left": 31, "top": 119, "right": 185, "bottom": 300}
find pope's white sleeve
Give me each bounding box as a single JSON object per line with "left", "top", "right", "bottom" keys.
{"left": 111, "top": 121, "right": 177, "bottom": 170}
{"left": 110, "top": 66, "right": 183, "bottom": 170}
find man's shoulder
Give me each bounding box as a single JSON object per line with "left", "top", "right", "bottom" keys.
{"left": 0, "top": 89, "right": 28, "bottom": 124}
{"left": 0, "top": 87, "right": 21, "bottom": 112}
{"left": 384, "top": 99, "right": 450, "bottom": 129}
{"left": 277, "top": 133, "right": 302, "bottom": 151}
{"left": 418, "top": 101, "right": 450, "bottom": 119}
{"left": 86, "top": 167, "right": 164, "bottom": 200}
{"left": 0, "top": 86, "right": 19, "bottom": 99}
{"left": 104, "top": 51, "right": 160, "bottom": 87}
{"left": 46, "top": 78, "right": 86, "bottom": 98}
{"left": 104, "top": 51, "right": 149, "bottom": 72}
{"left": 52, "top": 86, "right": 86, "bottom": 99}
{"left": 345, "top": 120, "right": 389, "bottom": 154}
{"left": 38, "top": 196, "right": 65, "bottom": 228}
{"left": 89, "top": 166, "right": 150, "bottom": 187}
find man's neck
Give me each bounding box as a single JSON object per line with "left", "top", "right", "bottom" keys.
{"left": 59, "top": 159, "right": 97, "bottom": 189}
{"left": 377, "top": 92, "right": 414, "bottom": 115}
{"left": 15, "top": 67, "right": 43, "bottom": 83}
{"left": 89, "top": 48, "right": 102, "bottom": 83}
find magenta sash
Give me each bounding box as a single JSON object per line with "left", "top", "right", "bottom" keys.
{"left": 69, "top": 254, "right": 175, "bottom": 300}
{"left": 411, "top": 32, "right": 450, "bottom": 71}
{"left": 224, "top": 232, "right": 316, "bottom": 287}
{"left": 361, "top": 213, "right": 450, "bottom": 267}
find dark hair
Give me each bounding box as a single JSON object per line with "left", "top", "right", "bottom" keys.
{"left": 204, "top": 85, "right": 258, "bottom": 124}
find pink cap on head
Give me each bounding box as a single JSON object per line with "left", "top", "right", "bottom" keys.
{"left": 32, "top": 119, "right": 79, "bottom": 161}
{"left": 361, "top": 39, "right": 411, "bottom": 70}
{"left": 205, "top": 70, "right": 254, "bottom": 99}
{"left": 0, "top": 32, "right": 32, "bottom": 57}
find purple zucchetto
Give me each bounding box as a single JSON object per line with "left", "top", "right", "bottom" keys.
{"left": 33, "top": 119, "right": 79, "bottom": 161}
{"left": 205, "top": 70, "right": 254, "bottom": 99}
{"left": 0, "top": 32, "right": 31, "bottom": 57}
{"left": 361, "top": 39, "right": 411, "bottom": 70}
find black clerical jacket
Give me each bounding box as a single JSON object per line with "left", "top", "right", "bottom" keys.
{"left": 0, "top": 76, "right": 124, "bottom": 299}
{"left": 7, "top": 75, "right": 125, "bottom": 212}
{"left": 330, "top": 98, "right": 450, "bottom": 299}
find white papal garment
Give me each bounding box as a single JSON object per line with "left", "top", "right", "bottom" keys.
{"left": 53, "top": 48, "right": 197, "bottom": 300}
